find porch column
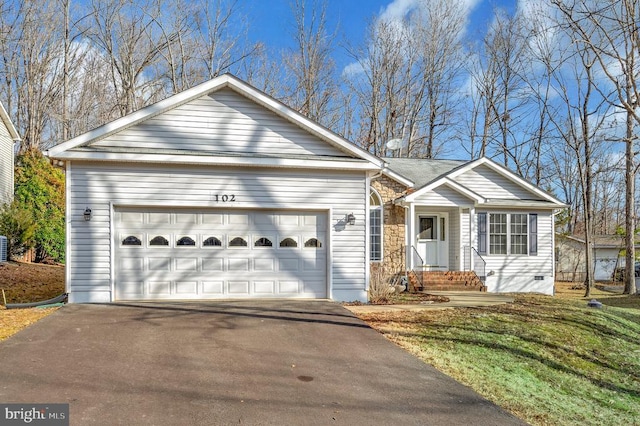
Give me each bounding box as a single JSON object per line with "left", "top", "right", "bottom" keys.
{"left": 469, "top": 206, "right": 475, "bottom": 270}
{"left": 408, "top": 202, "right": 415, "bottom": 270}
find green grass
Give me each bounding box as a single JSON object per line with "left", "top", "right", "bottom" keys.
{"left": 357, "top": 288, "right": 640, "bottom": 426}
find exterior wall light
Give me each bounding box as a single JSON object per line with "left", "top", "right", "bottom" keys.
{"left": 83, "top": 207, "right": 92, "bottom": 221}
{"left": 346, "top": 213, "right": 356, "bottom": 226}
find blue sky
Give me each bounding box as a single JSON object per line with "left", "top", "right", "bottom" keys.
{"left": 239, "top": 0, "right": 517, "bottom": 72}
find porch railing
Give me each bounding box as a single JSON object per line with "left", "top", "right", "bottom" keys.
{"left": 410, "top": 245, "right": 425, "bottom": 290}
{"left": 463, "top": 245, "right": 486, "bottom": 283}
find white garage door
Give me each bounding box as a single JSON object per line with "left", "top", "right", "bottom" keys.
{"left": 114, "top": 209, "right": 327, "bottom": 300}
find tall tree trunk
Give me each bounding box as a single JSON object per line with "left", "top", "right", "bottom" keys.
{"left": 624, "top": 99, "right": 636, "bottom": 294}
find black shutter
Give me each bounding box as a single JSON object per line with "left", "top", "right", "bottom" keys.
{"left": 478, "top": 212, "right": 487, "bottom": 255}
{"left": 529, "top": 214, "right": 538, "bottom": 256}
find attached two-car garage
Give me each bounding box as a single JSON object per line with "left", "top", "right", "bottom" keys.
{"left": 48, "top": 74, "right": 382, "bottom": 303}
{"left": 114, "top": 208, "right": 327, "bottom": 300}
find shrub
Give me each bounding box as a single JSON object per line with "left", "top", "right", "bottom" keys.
{"left": 368, "top": 264, "right": 396, "bottom": 304}
{"left": 0, "top": 200, "right": 36, "bottom": 259}
{"left": 13, "top": 149, "right": 65, "bottom": 263}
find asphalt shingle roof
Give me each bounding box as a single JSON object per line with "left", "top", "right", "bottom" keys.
{"left": 383, "top": 157, "right": 467, "bottom": 188}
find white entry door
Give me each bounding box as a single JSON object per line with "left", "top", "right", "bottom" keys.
{"left": 416, "top": 215, "right": 448, "bottom": 269}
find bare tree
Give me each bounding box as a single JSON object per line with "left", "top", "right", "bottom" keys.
{"left": 84, "top": 0, "right": 182, "bottom": 116}
{"left": 280, "top": 0, "right": 337, "bottom": 125}
{"left": 553, "top": 0, "right": 640, "bottom": 294}
{"left": 192, "top": 0, "right": 258, "bottom": 82}
{"left": 0, "top": 0, "right": 66, "bottom": 152}
{"left": 465, "top": 9, "right": 530, "bottom": 172}
{"left": 410, "top": 0, "right": 466, "bottom": 158}
{"left": 542, "top": 16, "right": 612, "bottom": 296}
{"left": 345, "top": 0, "right": 467, "bottom": 158}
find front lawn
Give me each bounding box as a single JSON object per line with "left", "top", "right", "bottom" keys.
{"left": 356, "top": 284, "right": 640, "bottom": 426}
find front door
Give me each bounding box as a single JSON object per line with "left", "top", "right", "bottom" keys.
{"left": 416, "top": 214, "right": 448, "bottom": 269}
{"left": 417, "top": 215, "right": 438, "bottom": 266}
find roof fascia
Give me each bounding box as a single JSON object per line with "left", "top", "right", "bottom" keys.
{"left": 47, "top": 151, "right": 380, "bottom": 170}
{"left": 380, "top": 167, "right": 414, "bottom": 187}
{"left": 0, "top": 102, "right": 20, "bottom": 141}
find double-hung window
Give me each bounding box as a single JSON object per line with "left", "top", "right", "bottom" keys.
{"left": 478, "top": 212, "right": 537, "bottom": 256}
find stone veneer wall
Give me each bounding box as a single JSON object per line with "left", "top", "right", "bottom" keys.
{"left": 371, "top": 175, "right": 408, "bottom": 272}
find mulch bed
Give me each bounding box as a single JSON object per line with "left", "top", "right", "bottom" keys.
{"left": 345, "top": 292, "right": 450, "bottom": 306}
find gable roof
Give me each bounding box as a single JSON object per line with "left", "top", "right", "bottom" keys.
{"left": 46, "top": 74, "right": 383, "bottom": 170}
{"left": 384, "top": 156, "right": 567, "bottom": 209}
{"left": 0, "top": 102, "right": 20, "bottom": 141}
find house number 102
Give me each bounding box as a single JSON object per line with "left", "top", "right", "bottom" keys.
{"left": 213, "top": 194, "right": 236, "bottom": 202}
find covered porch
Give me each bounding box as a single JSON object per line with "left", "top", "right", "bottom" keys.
{"left": 404, "top": 204, "right": 486, "bottom": 291}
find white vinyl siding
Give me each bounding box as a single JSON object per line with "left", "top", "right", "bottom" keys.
{"left": 411, "top": 185, "right": 474, "bottom": 206}
{"left": 66, "top": 162, "right": 367, "bottom": 302}
{"left": 0, "top": 123, "right": 13, "bottom": 204}
{"left": 481, "top": 210, "right": 554, "bottom": 295}
{"left": 453, "top": 164, "right": 536, "bottom": 200}
{"left": 92, "top": 88, "right": 348, "bottom": 158}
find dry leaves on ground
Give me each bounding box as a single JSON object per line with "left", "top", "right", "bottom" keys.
{"left": 0, "top": 307, "right": 59, "bottom": 341}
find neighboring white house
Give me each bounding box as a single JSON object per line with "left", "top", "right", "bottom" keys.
{"left": 555, "top": 234, "right": 639, "bottom": 282}
{"left": 47, "top": 74, "right": 566, "bottom": 303}
{"left": 372, "top": 158, "right": 567, "bottom": 295}
{"left": 46, "top": 74, "right": 383, "bottom": 303}
{"left": 0, "top": 102, "right": 20, "bottom": 205}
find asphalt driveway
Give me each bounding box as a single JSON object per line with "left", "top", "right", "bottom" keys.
{"left": 0, "top": 301, "right": 525, "bottom": 425}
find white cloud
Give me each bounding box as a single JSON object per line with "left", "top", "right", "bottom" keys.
{"left": 379, "top": 0, "right": 419, "bottom": 23}
{"left": 342, "top": 60, "right": 365, "bottom": 77}
{"left": 343, "top": 0, "right": 483, "bottom": 77}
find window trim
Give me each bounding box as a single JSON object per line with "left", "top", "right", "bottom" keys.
{"left": 369, "top": 189, "right": 383, "bottom": 262}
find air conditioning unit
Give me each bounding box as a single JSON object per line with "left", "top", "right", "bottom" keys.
{"left": 0, "top": 236, "right": 7, "bottom": 262}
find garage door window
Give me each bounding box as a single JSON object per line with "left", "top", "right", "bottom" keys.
{"left": 177, "top": 236, "right": 196, "bottom": 246}
{"left": 150, "top": 236, "right": 169, "bottom": 246}
{"left": 304, "top": 238, "right": 322, "bottom": 248}
{"left": 255, "top": 237, "right": 273, "bottom": 247}
{"left": 115, "top": 210, "right": 328, "bottom": 300}
{"left": 122, "top": 235, "right": 142, "bottom": 246}
{"left": 229, "top": 237, "right": 247, "bottom": 247}
{"left": 280, "top": 238, "right": 298, "bottom": 248}
{"left": 203, "top": 236, "right": 222, "bottom": 247}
